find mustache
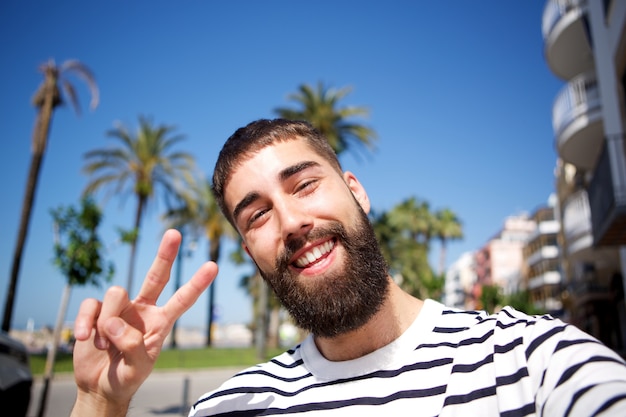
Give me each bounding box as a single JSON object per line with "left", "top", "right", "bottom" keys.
{"left": 275, "top": 222, "right": 347, "bottom": 270}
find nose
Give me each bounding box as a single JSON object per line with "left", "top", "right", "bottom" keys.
{"left": 277, "top": 199, "right": 313, "bottom": 241}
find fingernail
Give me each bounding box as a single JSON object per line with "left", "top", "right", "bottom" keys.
{"left": 95, "top": 336, "right": 109, "bottom": 350}
{"left": 74, "top": 325, "right": 89, "bottom": 339}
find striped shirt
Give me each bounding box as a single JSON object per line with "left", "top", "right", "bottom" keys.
{"left": 190, "top": 299, "right": 626, "bottom": 416}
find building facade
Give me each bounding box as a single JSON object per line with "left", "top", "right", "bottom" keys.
{"left": 471, "top": 214, "right": 535, "bottom": 310}
{"left": 443, "top": 251, "right": 476, "bottom": 310}
{"left": 542, "top": 0, "right": 626, "bottom": 354}
{"left": 521, "top": 195, "right": 564, "bottom": 317}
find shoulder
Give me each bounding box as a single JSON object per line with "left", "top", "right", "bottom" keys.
{"left": 190, "top": 344, "right": 308, "bottom": 416}
{"left": 424, "top": 301, "right": 615, "bottom": 362}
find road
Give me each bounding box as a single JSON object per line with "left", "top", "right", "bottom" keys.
{"left": 27, "top": 367, "right": 244, "bottom": 417}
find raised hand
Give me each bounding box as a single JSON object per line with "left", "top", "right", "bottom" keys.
{"left": 70, "top": 229, "right": 217, "bottom": 416}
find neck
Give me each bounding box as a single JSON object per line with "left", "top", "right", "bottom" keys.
{"left": 313, "top": 277, "right": 423, "bottom": 361}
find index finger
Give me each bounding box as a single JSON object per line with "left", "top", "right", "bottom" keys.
{"left": 135, "top": 229, "right": 181, "bottom": 305}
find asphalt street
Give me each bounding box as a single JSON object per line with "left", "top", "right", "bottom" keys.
{"left": 27, "top": 367, "right": 244, "bottom": 417}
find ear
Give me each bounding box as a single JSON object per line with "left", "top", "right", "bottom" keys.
{"left": 241, "top": 241, "right": 251, "bottom": 258}
{"left": 343, "top": 171, "right": 371, "bottom": 214}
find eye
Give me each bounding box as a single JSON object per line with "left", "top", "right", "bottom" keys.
{"left": 247, "top": 207, "right": 269, "bottom": 229}
{"left": 295, "top": 179, "right": 318, "bottom": 195}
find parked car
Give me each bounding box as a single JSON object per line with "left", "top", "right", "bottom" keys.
{"left": 0, "top": 331, "right": 32, "bottom": 417}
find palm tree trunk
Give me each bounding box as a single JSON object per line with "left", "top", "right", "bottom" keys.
{"left": 267, "top": 306, "right": 281, "bottom": 349}
{"left": 3, "top": 152, "right": 45, "bottom": 332}
{"left": 170, "top": 231, "right": 185, "bottom": 349}
{"left": 126, "top": 196, "right": 146, "bottom": 297}
{"left": 438, "top": 240, "right": 447, "bottom": 277}
{"left": 256, "top": 274, "right": 269, "bottom": 361}
{"left": 2, "top": 88, "right": 55, "bottom": 332}
{"left": 206, "top": 241, "right": 220, "bottom": 346}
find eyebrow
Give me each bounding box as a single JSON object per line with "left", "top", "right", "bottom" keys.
{"left": 279, "top": 160, "right": 320, "bottom": 182}
{"left": 232, "top": 191, "right": 260, "bottom": 225}
{"left": 231, "top": 160, "right": 321, "bottom": 224}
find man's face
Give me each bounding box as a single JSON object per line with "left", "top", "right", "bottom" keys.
{"left": 224, "top": 139, "right": 389, "bottom": 337}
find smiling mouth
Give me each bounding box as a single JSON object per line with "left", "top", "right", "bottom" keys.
{"left": 293, "top": 239, "right": 336, "bottom": 268}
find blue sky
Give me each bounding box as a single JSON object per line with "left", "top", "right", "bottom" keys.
{"left": 0, "top": 1, "right": 562, "bottom": 331}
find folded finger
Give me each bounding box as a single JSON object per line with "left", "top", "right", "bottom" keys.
{"left": 96, "top": 286, "right": 131, "bottom": 350}
{"left": 103, "top": 317, "right": 151, "bottom": 368}
{"left": 101, "top": 316, "right": 154, "bottom": 392}
{"left": 74, "top": 298, "right": 102, "bottom": 341}
{"left": 135, "top": 229, "right": 181, "bottom": 305}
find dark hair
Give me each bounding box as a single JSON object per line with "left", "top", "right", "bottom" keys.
{"left": 212, "top": 119, "right": 342, "bottom": 226}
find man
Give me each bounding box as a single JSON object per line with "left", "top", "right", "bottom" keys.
{"left": 71, "top": 119, "right": 626, "bottom": 416}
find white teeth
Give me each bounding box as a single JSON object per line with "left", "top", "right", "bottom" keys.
{"left": 295, "top": 240, "right": 334, "bottom": 267}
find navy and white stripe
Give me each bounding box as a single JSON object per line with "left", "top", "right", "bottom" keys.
{"left": 190, "top": 300, "right": 626, "bottom": 416}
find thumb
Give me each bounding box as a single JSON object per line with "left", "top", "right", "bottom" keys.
{"left": 105, "top": 317, "right": 126, "bottom": 339}
{"left": 104, "top": 317, "right": 151, "bottom": 368}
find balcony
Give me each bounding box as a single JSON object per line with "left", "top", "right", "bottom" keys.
{"left": 542, "top": 0, "right": 594, "bottom": 80}
{"left": 588, "top": 141, "right": 626, "bottom": 246}
{"left": 527, "top": 246, "right": 560, "bottom": 268}
{"left": 552, "top": 72, "right": 603, "bottom": 170}
{"left": 529, "top": 271, "right": 562, "bottom": 290}
{"left": 562, "top": 189, "right": 593, "bottom": 258}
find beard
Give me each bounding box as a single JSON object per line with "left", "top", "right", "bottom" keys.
{"left": 258, "top": 204, "right": 390, "bottom": 338}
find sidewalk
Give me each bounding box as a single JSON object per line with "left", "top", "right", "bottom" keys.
{"left": 28, "top": 367, "right": 244, "bottom": 417}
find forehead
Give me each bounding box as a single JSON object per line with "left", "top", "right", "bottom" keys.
{"left": 223, "top": 140, "right": 328, "bottom": 206}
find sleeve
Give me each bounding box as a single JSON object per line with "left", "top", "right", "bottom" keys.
{"left": 524, "top": 314, "right": 626, "bottom": 416}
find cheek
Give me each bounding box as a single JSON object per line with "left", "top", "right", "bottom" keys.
{"left": 245, "top": 232, "right": 281, "bottom": 268}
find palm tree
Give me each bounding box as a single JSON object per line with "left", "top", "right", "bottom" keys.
{"left": 388, "top": 197, "right": 435, "bottom": 246}
{"left": 163, "top": 177, "right": 236, "bottom": 346}
{"left": 274, "top": 81, "right": 377, "bottom": 156}
{"left": 82, "top": 116, "right": 197, "bottom": 296}
{"left": 373, "top": 197, "right": 443, "bottom": 300}
{"left": 433, "top": 208, "right": 463, "bottom": 276}
{"left": 2, "top": 59, "right": 98, "bottom": 332}
{"left": 381, "top": 199, "right": 462, "bottom": 300}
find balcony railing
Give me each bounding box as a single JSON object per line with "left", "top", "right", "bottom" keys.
{"left": 529, "top": 271, "right": 562, "bottom": 290}
{"left": 542, "top": 0, "right": 588, "bottom": 39}
{"left": 553, "top": 72, "right": 599, "bottom": 135}
{"left": 562, "top": 189, "right": 593, "bottom": 255}
{"left": 588, "top": 140, "right": 626, "bottom": 246}
{"left": 542, "top": 0, "right": 593, "bottom": 80}
{"left": 527, "top": 246, "right": 560, "bottom": 267}
{"left": 552, "top": 71, "right": 603, "bottom": 168}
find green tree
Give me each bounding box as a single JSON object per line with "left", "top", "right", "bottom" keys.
{"left": 3, "top": 59, "right": 99, "bottom": 333}
{"left": 388, "top": 197, "right": 434, "bottom": 245}
{"left": 372, "top": 199, "right": 444, "bottom": 300}
{"left": 433, "top": 208, "right": 463, "bottom": 276}
{"left": 37, "top": 197, "right": 113, "bottom": 417}
{"left": 504, "top": 290, "right": 544, "bottom": 316}
{"left": 82, "top": 115, "right": 197, "bottom": 296}
{"left": 480, "top": 284, "right": 504, "bottom": 314}
{"left": 163, "top": 177, "right": 236, "bottom": 346}
{"left": 274, "top": 81, "right": 377, "bottom": 156}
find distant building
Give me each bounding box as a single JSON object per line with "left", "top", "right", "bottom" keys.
{"left": 443, "top": 252, "right": 476, "bottom": 310}
{"left": 472, "top": 214, "right": 535, "bottom": 309}
{"left": 542, "top": 0, "right": 626, "bottom": 353}
{"left": 521, "top": 195, "right": 563, "bottom": 316}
